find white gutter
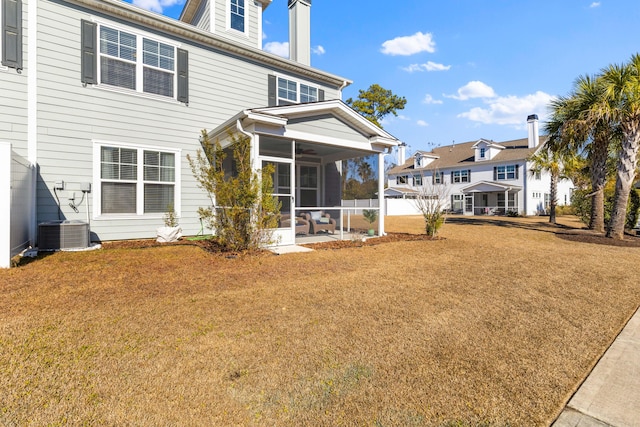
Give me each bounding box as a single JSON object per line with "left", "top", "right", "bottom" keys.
{"left": 63, "top": 0, "right": 350, "bottom": 89}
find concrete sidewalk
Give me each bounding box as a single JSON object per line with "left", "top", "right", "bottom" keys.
{"left": 552, "top": 306, "right": 640, "bottom": 427}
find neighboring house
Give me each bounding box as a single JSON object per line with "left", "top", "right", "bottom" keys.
{"left": 386, "top": 115, "right": 573, "bottom": 216}
{"left": 0, "top": 0, "right": 398, "bottom": 262}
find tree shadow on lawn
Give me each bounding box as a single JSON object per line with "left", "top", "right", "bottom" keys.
{"left": 446, "top": 216, "right": 640, "bottom": 247}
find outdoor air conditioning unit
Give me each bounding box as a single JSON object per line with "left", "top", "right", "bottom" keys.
{"left": 38, "top": 220, "right": 89, "bottom": 251}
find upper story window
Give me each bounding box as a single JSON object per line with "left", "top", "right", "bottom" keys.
{"left": 396, "top": 175, "right": 408, "bottom": 185}
{"left": 495, "top": 165, "right": 518, "bottom": 180}
{"left": 99, "top": 25, "right": 176, "bottom": 98}
{"left": 433, "top": 171, "right": 443, "bottom": 184}
{"left": 451, "top": 170, "right": 470, "bottom": 183}
{"left": 230, "top": 0, "right": 246, "bottom": 32}
{"left": 479, "top": 147, "right": 486, "bottom": 159}
{"left": 414, "top": 174, "right": 423, "bottom": 186}
{"left": 278, "top": 77, "right": 318, "bottom": 105}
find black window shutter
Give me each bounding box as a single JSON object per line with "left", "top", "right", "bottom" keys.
{"left": 467, "top": 170, "right": 471, "bottom": 180}
{"left": 318, "top": 89, "right": 325, "bottom": 102}
{"left": 177, "top": 48, "right": 189, "bottom": 104}
{"left": 451, "top": 171, "right": 454, "bottom": 182}
{"left": 515, "top": 165, "right": 519, "bottom": 179}
{"left": 493, "top": 167, "right": 497, "bottom": 181}
{"left": 80, "top": 20, "right": 97, "bottom": 84}
{"left": 2, "top": 0, "right": 22, "bottom": 70}
{"left": 268, "top": 75, "right": 277, "bottom": 106}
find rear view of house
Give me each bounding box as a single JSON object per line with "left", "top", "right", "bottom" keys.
{"left": 0, "top": 0, "right": 399, "bottom": 266}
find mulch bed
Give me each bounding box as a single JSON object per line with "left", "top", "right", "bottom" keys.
{"left": 554, "top": 229, "right": 640, "bottom": 247}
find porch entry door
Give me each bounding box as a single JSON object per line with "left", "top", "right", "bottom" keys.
{"left": 297, "top": 164, "right": 319, "bottom": 207}
{"left": 262, "top": 158, "right": 295, "bottom": 246}
{"left": 464, "top": 194, "right": 474, "bottom": 215}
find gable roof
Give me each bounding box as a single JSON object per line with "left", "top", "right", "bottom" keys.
{"left": 389, "top": 137, "right": 548, "bottom": 175}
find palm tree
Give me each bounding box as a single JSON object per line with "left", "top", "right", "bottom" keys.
{"left": 600, "top": 54, "right": 640, "bottom": 239}
{"left": 529, "top": 143, "right": 577, "bottom": 224}
{"left": 546, "top": 75, "right": 616, "bottom": 233}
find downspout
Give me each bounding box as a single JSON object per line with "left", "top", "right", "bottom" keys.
{"left": 28, "top": 0, "right": 38, "bottom": 248}
{"left": 378, "top": 151, "right": 385, "bottom": 236}
{"left": 338, "top": 80, "right": 349, "bottom": 99}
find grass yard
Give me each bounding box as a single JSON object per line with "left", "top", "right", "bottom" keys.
{"left": 1, "top": 216, "right": 639, "bottom": 426}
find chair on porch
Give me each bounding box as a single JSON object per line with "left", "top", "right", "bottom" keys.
{"left": 301, "top": 211, "right": 336, "bottom": 234}
{"left": 280, "top": 214, "right": 310, "bottom": 235}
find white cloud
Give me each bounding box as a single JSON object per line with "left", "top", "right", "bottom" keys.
{"left": 381, "top": 32, "right": 436, "bottom": 56}
{"left": 590, "top": 2, "right": 601, "bottom": 8}
{"left": 402, "top": 61, "right": 451, "bottom": 73}
{"left": 312, "top": 45, "right": 326, "bottom": 55}
{"left": 417, "top": 120, "right": 429, "bottom": 127}
{"left": 132, "top": 0, "right": 184, "bottom": 14}
{"left": 445, "top": 81, "right": 496, "bottom": 101}
{"left": 264, "top": 41, "right": 289, "bottom": 58}
{"left": 458, "top": 91, "right": 554, "bottom": 126}
{"left": 423, "top": 94, "right": 443, "bottom": 105}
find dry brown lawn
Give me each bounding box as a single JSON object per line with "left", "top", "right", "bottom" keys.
{"left": 1, "top": 216, "right": 639, "bottom": 426}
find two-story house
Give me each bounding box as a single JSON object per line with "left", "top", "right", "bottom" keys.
{"left": 1, "top": 0, "right": 398, "bottom": 264}
{"left": 386, "top": 115, "right": 573, "bottom": 216}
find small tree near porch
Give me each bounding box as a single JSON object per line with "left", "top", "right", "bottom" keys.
{"left": 187, "top": 131, "right": 280, "bottom": 251}
{"left": 413, "top": 173, "right": 450, "bottom": 237}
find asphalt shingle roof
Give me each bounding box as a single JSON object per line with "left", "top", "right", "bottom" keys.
{"left": 389, "top": 137, "right": 548, "bottom": 175}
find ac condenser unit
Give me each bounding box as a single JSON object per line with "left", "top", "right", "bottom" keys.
{"left": 38, "top": 220, "right": 89, "bottom": 251}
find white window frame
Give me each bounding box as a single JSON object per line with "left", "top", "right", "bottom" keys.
{"left": 414, "top": 174, "right": 423, "bottom": 186}
{"left": 496, "top": 165, "right": 517, "bottom": 181}
{"left": 396, "top": 175, "right": 408, "bottom": 185}
{"left": 93, "top": 19, "right": 180, "bottom": 101}
{"left": 452, "top": 170, "right": 469, "bottom": 183}
{"left": 433, "top": 171, "right": 443, "bottom": 184}
{"left": 479, "top": 147, "right": 486, "bottom": 159}
{"left": 228, "top": 0, "right": 248, "bottom": 34}
{"left": 92, "top": 141, "right": 181, "bottom": 220}
{"left": 276, "top": 76, "right": 319, "bottom": 105}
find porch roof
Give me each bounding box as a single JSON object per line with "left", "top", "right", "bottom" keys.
{"left": 207, "top": 100, "right": 400, "bottom": 160}
{"left": 384, "top": 187, "right": 421, "bottom": 198}
{"left": 461, "top": 181, "right": 522, "bottom": 193}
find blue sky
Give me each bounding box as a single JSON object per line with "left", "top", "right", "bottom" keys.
{"left": 125, "top": 0, "right": 640, "bottom": 155}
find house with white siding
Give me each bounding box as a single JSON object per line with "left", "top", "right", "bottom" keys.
{"left": 386, "top": 115, "right": 574, "bottom": 216}
{"left": 0, "top": 0, "right": 399, "bottom": 265}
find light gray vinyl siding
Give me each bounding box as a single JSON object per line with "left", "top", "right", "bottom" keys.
{"left": 193, "top": 0, "right": 210, "bottom": 31}
{"left": 35, "top": 0, "right": 343, "bottom": 242}
{"left": 0, "top": 0, "right": 27, "bottom": 158}
{"left": 288, "top": 114, "right": 370, "bottom": 144}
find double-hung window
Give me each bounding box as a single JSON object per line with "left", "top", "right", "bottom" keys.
{"left": 495, "top": 165, "right": 518, "bottom": 181}
{"left": 98, "top": 144, "right": 179, "bottom": 216}
{"left": 81, "top": 20, "right": 188, "bottom": 103}
{"left": 99, "top": 25, "right": 176, "bottom": 98}
{"left": 433, "top": 171, "right": 443, "bottom": 184}
{"left": 414, "top": 174, "right": 423, "bottom": 186}
{"left": 451, "top": 170, "right": 470, "bottom": 183}
{"left": 277, "top": 77, "right": 318, "bottom": 105}
{"left": 396, "top": 175, "right": 408, "bottom": 185}
{"left": 230, "top": 0, "right": 245, "bottom": 32}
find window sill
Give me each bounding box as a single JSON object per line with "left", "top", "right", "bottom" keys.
{"left": 91, "top": 83, "right": 182, "bottom": 105}
{"left": 93, "top": 214, "right": 168, "bottom": 221}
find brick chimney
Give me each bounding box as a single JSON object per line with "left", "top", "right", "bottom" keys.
{"left": 288, "top": 0, "right": 311, "bottom": 65}
{"left": 527, "top": 114, "right": 539, "bottom": 148}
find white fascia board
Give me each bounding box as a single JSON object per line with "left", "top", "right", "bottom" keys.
{"left": 281, "top": 129, "right": 386, "bottom": 153}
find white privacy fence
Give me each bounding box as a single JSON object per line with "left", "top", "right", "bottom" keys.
{"left": 1, "top": 143, "right": 35, "bottom": 268}
{"left": 342, "top": 198, "right": 422, "bottom": 216}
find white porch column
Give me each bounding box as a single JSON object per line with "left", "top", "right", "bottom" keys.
{"left": 378, "top": 152, "right": 385, "bottom": 236}
{"left": 505, "top": 189, "right": 509, "bottom": 212}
